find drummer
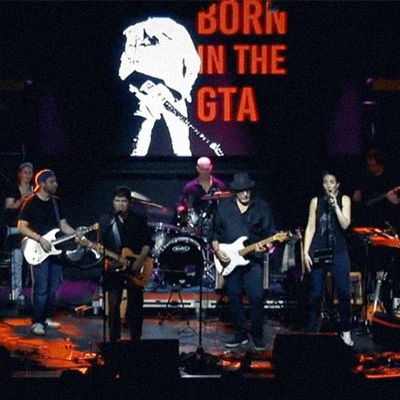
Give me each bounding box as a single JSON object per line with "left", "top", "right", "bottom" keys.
{"left": 178, "top": 157, "right": 226, "bottom": 235}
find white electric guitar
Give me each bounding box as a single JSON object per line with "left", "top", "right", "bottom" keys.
{"left": 21, "top": 223, "right": 99, "bottom": 265}
{"left": 214, "top": 232, "right": 289, "bottom": 276}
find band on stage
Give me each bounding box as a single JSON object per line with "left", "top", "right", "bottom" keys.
{"left": 1, "top": 155, "right": 399, "bottom": 349}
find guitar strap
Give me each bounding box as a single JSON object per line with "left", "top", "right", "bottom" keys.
{"left": 52, "top": 198, "right": 61, "bottom": 226}
{"left": 111, "top": 217, "right": 122, "bottom": 250}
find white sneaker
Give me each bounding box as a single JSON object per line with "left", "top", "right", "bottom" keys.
{"left": 45, "top": 318, "right": 61, "bottom": 329}
{"left": 31, "top": 323, "right": 45, "bottom": 336}
{"left": 340, "top": 331, "right": 354, "bottom": 347}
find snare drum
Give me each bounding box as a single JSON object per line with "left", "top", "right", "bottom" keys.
{"left": 159, "top": 236, "right": 204, "bottom": 286}
{"left": 148, "top": 222, "right": 179, "bottom": 259}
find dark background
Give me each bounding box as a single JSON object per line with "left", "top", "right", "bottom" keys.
{"left": 0, "top": 1, "right": 399, "bottom": 230}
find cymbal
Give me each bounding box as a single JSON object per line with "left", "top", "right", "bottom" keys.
{"left": 353, "top": 227, "right": 383, "bottom": 235}
{"left": 148, "top": 222, "right": 179, "bottom": 231}
{"left": 370, "top": 236, "right": 400, "bottom": 248}
{"left": 145, "top": 205, "right": 175, "bottom": 216}
{"left": 137, "top": 200, "right": 165, "bottom": 209}
{"left": 201, "top": 191, "right": 233, "bottom": 201}
{"left": 131, "top": 191, "right": 151, "bottom": 202}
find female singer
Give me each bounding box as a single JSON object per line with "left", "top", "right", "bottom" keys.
{"left": 303, "top": 170, "right": 353, "bottom": 346}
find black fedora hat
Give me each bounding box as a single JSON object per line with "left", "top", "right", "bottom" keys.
{"left": 230, "top": 172, "right": 255, "bottom": 191}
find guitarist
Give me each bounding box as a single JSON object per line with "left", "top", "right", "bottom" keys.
{"left": 210, "top": 173, "right": 275, "bottom": 351}
{"left": 99, "top": 186, "right": 153, "bottom": 342}
{"left": 352, "top": 148, "right": 399, "bottom": 228}
{"left": 17, "top": 169, "right": 75, "bottom": 336}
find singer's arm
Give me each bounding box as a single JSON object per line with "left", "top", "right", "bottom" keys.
{"left": 303, "top": 197, "right": 317, "bottom": 272}
{"left": 332, "top": 195, "right": 351, "bottom": 230}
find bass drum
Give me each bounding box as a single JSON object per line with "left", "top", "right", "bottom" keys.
{"left": 159, "top": 236, "right": 204, "bottom": 286}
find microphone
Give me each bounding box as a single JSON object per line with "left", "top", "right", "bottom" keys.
{"left": 325, "top": 189, "right": 336, "bottom": 209}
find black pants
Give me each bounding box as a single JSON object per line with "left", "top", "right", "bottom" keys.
{"left": 108, "top": 281, "right": 144, "bottom": 342}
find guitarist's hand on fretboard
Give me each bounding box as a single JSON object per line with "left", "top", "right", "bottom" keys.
{"left": 254, "top": 242, "right": 272, "bottom": 252}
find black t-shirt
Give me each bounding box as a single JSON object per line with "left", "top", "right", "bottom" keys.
{"left": 354, "top": 170, "right": 399, "bottom": 227}
{"left": 18, "top": 195, "right": 64, "bottom": 235}
{"left": 99, "top": 210, "right": 153, "bottom": 255}
{"left": 210, "top": 196, "right": 275, "bottom": 264}
{"left": 3, "top": 183, "right": 22, "bottom": 227}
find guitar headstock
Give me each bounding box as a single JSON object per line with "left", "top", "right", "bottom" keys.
{"left": 285, "top": 229, "right": 302, "bottom": 243}
{"left": 376, "top": 271, "right": 388, "bottom": 281}
{"left": 272, "top": 231, "right": 289, "bottom": 243}
{"left": 89, "top": 222, "right": 100, "bottom": 232}
{"left": 209, "top": 142, "right": 224, "bottom": 157}
{"left": 77, "top": 223, "right": 99, "bottom": 237}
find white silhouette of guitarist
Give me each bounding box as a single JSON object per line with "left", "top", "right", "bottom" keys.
{"left": 119, "top": 17, "right": 201, "bottom": 157}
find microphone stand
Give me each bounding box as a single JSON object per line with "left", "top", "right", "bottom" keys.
{"left": 100, "top": 213, "right": 120, "bottom": 343}
{"left": 181, "top": 208, "right": 221, "bottom": 376}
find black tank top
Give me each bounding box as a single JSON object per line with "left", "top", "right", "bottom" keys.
{"left": 310, "top": 194, "right": 347, "bottom": 255}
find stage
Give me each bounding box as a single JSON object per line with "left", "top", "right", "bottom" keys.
{"left": 0, "top": 280, "right": 400, "bottom": 399}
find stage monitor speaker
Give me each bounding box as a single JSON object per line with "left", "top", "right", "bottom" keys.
{"left": 272, "top": 333, "right": 355, "bottom": 382}
{"left": 372, "top": 312, "right": 400, "bottom": 350}
{"left": 100, "top": 339, "right": 179, "bottom": 382}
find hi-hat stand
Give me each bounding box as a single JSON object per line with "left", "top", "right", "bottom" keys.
{"left": 158, "top": 283, "right": 193, "bottom": 334}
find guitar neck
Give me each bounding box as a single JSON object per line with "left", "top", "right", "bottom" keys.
{"left": 164, "top": 100, "right": 212, "bottom": 145}
{"left": 239, "top": 237, "right": 275, "bottom": 257}
{"left": 102, "top": 248, "right": 125, "bottom": 266}
{"left": 52, "top": 224, "right": 97, "bottom": 246}
{"left": 52, "top": 232, "right": 76, "bottom": 246}
{"left": 372, "top": 280, "right": 382, "bottom": 311}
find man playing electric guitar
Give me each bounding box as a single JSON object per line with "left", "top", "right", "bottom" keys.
{"left": 18, "top": 169, "right": 76, "bottom": 336}
{"left": 210, "top": 173, "right": 276, "bottom": 351}
{"left": 99, "top": 186, "right": 153, "bottom": 342}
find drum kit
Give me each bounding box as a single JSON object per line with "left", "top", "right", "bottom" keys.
{"left": 352, "top": 226, "right": 400, "bottom": 319}
{"left": 137, "top": 190, "right": 233, "bottom": 289}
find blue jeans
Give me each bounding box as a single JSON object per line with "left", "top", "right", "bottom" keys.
{"left": 11, "top": 248, "right": 24, "bottom": 300}
{"left": 307, "top": 250, "right": 351, "bottom": 332}
{"left": 30, "top": 257, "right": 62, "bottom": 324}
{"left": 224, "top": 261, "right": 265, "bottom": 340}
